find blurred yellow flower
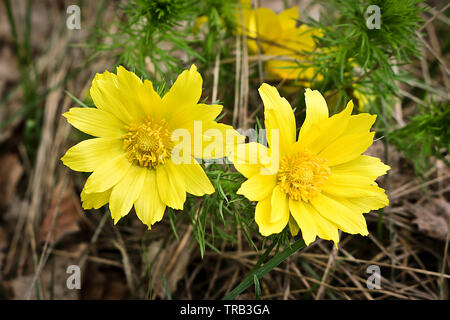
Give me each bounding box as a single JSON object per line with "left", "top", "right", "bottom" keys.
{"left": 353, "top": 86, "right": 375, "bottom": 112}
{"left": 238, "top": 3, "right": 322, "bottom": 82}
{"left": 193, "top": 15, "right": 209, "bottom": 34}
{"left": 231, "top": 84, "right": 389, "bottom": 246}
{"left": 62, "top": 65, "right": 243, "bottom": 228}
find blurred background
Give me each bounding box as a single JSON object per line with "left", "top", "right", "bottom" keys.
{"left": 0, "top": 0, "right": 449, "bottom": 299}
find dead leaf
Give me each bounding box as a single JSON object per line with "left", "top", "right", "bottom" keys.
{"left": 0, "top": 224, "right": 8, "bottom": 272}
{"left": 410, "top": 197, "right": 450, "bottom": 241}
{"left": 0, "top": 226, "right": 8, "bottom": 251}
{"left": 81, "top": 266, "right": 129, "bottom": 300}
{"left": 147, "top": 231, "right": 193, "bottom": 299}
{"left": 0, "top": 47, "right": 20, "bottom": 82}
{"left": 37, "top": 181, "right": 82, "bottom": 244}
{"left": 7, "top": 274, "right": 35, "bottom": 300}
{"left": 6, "top": 243, "right": 87, "bottom": 300}
{"left": 0, "top": 153, "right": 23, "bottom": 209}
{"left": 0, "top": 252, "right": 5, "bottom": 275}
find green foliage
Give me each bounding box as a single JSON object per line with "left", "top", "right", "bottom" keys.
{"left": 69, "top": 1, "right": 438, "bottom": 271}
{"left": 90, "top": 0, "right": 203, "bottom": 80}
{"left": 192, "top": 0, "right": 238, "bottom": 62}
{"left": 89, "top": 0, "right": 239, "bottom": 90}
{"left": 223, "top": 237, "right": 306, "bottom": 300}
{"left": 302, "top": 0, "right": 424, "bottom": 112}
{"left": 186, "top": 163, "right": 256, "bottom": 257}
{"left": 159, "top": 155, "right": 293, "bottom": 259}
{"left": 389, "top": 102, "right": 450, "bottom": 175}
{"left": 2, "top": 0, "right": 41, "bottom": 160}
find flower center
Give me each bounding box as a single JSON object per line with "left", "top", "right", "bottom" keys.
{"left": 123, "top": 118, "right": 172, "bottom": 168}
{"left": 277, "top": 149, "right": 330, "bottom": 202}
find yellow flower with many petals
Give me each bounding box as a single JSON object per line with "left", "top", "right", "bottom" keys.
{"left": 230, "top": 83, "right": 390, "bottom": 246}
{"left": 264, "top": 24, "right": 322, "bottom": 82}
{"left": 238, "top": 3, "right": 322, "bottom": 82}
{"left": 62, "top": 65, "right": 243, "bottom": 228}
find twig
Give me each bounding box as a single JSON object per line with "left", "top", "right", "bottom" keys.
{"left": 212, "top": 49, "right": 220, "bottom": 103}
{"left": 316, "top": 244, "right": 338, "bottom": 299}
{"left": 439, "top": 220, "right": 450, "bottom": 299}
{"left": 26, "top": 171, "right": 68, "bottom": 299}
{"left": 419, "top": 3, "right": 450, "bottom": 32}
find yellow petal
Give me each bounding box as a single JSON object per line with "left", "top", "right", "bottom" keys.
{"left": 109, "top": 165, "right": 146, "bottom": 223}
{"left": 322, "top": 174, "right": 390, "bottom": 212}
{"left": 115, "top": 66, "right": 147, "bottom": 120}
{"left": 318, "top": 132, "right": 375, "bottom": 166}
{"left": 162, "top": 65, "right": 202, "bottom": 121}
{"left": 287, "top": 25, "right": 320, "bottom": 51}
{"left": 310, "top": 193, "right": 368, "bottom": 235}
{"left": 91, "top": 66, "right": 162, "bottom": 123}
{"left": 265, "top": 59, "right": 299, "bottom": 80}
{"left": 329, "top": 197, "right": 373, "bottom": 235}
{"left": 246, "top": 8, "right": 282, "bottom": 53}
{"left": 264, "top": 26, "right": 321, "bottom": 82}
{"left": 343, "top": 113, "right": 377, "bottom": 136}
{"left": 63, "top": 107, "right": 125, "bottom": 138}
{"left": 80, "top": 187, "right": 111, "bottom": 210}
{"left": 258, "top": 83, "right": 296, "bottom": 156}
{"left": 168, "top": 102, "right": 245, "bottom": 160}
{"left": 306, "top": 100, "right": 354, "bottom": 154}
{"left": 176, "top": 118, "right": 245, "bottom": 160}
{"left": 116, "top": 65, "right": 143, "bottom": 89}
{"left": 322, "top": 179, "right": 388, "bottom": 198}
{"left": 330, "top": 197, "right": 369, "bottom": 235}
{"left": 156, "top": 160, "right": 186, "bottom": 210}
{"left": 175, "top": 159, "right": 214, "bottom": 196}
{"left": 199, "top": 122, "right": 245, "bottom": 159}
{"left": 83, "top": 153, "right": 131, "bottom": 194}
{"left": 134, "top": 169, "right": 166, "bottom": 229}
{"left": 270, "top": 185, "right": 289, "bottom": 223}
{"left": 297, "top": 88, "right": 329, "bottom": 147}
{"left": 231, "top": 142, "right": 271, "bottom": 178}
{"left": 303, "top": 202, "right": 340, "bottom": 246}
{"left": 236, "top": 173, "right": 277, "bottom": 201}
{"left": 240, "top": 0, "right": 251, "bottom": 10}
{"left": 278, "top": 6, "right": 299, "bottom": 31}
{"left": 341, "top": 193, "right": 389, "bottom": 213}
{"left": 289, "top": 199, "right": 317, "bottom": 246}
{"left": 139, "top": 79, "right": 164, "bottom": 120}
{"left": 168, "top": 103, "right": 223, "bottom": 131}
{"left": 91, "top": 69, "right": 115, "bottom": 83}
{"left": 255, "top": 195, "right": 289, "bottom": 236}
{"left": 330, "top": 155, "right": 390, "bottom": 180}
{"left": 61, "top": 138, "right": 122, "bottom": 172}
{"left": 90, "top": 71, "right": 134, "bottom": 123}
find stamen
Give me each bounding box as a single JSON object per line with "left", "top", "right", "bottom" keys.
{"left": 123, "top": 118, "right": 172, "bottom": 168}
{"left": 277, "top": 149, "right": 330, "bottom": 201}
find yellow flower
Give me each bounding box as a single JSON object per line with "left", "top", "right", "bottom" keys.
{"left": 264, "top": 25, "right": 322, "bottom": 82}
{"left": 193, "top": 15, "right": 209, "bottom": 34}
{"left": 238, "top": 3, "right": 322, "bottom": 82}
{"left": 230, "top": 84, "right": 389, "bottom": 246}
{"left": 61, "top": 65, "right": 243, "bottom": 228}
{"left": 353, "top": 86, "right": 374, "bottom": 112}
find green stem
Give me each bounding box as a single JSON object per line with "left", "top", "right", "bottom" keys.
{"left": 381, "top": 95, "right": 394, "bottom": 283}
{"left": 223, "top": 238, "right": 305, "bottom": 300}
{"left": 377, "top": 208, "right": 384, "bottom": 240}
